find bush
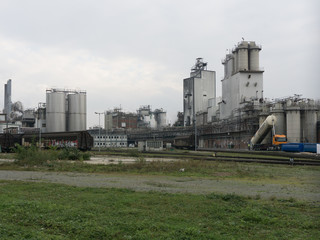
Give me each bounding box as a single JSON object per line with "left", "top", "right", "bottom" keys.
{"left": 14, "top": 144, "right": 58, "bottom": 166}
{"left": 58, "top": 148, "right": 91, "bottom": 161}
{"left": 13, "top": 143, "right": 91, "bottom": 166}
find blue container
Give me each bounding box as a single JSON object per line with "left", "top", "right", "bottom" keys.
{"left": 281, "top": 143, "right": 304, "bottom": 152}
{"left": 303, "top": 143, "right": 317, "bottom": 153}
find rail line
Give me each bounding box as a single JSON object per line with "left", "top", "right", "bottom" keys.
{"left": 100, "top": 149, "right": 320, "bottom": 166}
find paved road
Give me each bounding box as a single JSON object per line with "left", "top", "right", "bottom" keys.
{"left": 1, "top": 170, "right": 319, "bottom": 204}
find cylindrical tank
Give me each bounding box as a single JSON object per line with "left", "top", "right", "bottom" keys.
{"left": 46, "top": 91, "right": 66, "bottom": 132}
{"left": 237, "top": 48, "right": 248, "bottom": 71}
{"left": 251, "top": 115, "right": 277, "bottom": 145}
{"left": 158, "top": 112, "right": 167, "bottom": 128}
{"left": 68, "top": 93, "right": 86, "bottom": 131}
{"left": 286, "top": 107, "right": 301, "bottom": 143}
{"left": 249, "top": 48, "right": 260, "bottom": 71}
{"left": 227, "top": 57, "right": 233, "bottom": 77}
{"left": 233, "top": 51, "right": 238, "bottom": 73}
{"left": 271, "top": 103, "right": 286, "bottom": 135}
{"left": 301, "top": 102, "right": 317, "bottom": 143}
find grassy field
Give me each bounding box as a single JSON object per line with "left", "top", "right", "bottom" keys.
{"left": 0, "top": 150, "right": 319, "bottom": 239}
{"left": 0, "top": 181, "right": 319, "bottom": 240}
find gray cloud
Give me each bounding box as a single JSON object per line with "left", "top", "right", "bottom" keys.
{"left": 0, "top": 0, "right": 319, "bottom": 127}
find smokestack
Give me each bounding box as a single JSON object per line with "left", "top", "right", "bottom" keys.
{"left": 4, "top": 79, "right": 12, "bottom": 120}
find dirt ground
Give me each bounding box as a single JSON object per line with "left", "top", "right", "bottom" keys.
{"left": 1, "top": 167, "right": 319, "bottom": 204}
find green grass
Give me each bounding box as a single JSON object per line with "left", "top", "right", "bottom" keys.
{"left": 0, "top": 181, "right": 319, "bottom": 239}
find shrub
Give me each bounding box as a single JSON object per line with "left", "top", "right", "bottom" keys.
{"left": 14, "top": 144, "right": 57, "bottom": 166}
{"left": 58, "top": 148, "right": 91, "bottom": 161}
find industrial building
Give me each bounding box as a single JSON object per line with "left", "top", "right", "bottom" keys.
{"left": 88, "top": 128, "right": 128, "bottom": 148}
{"left": 196, "top": 40, "right": 319, "bottom": 148}
{"left": 183, "top": 58, "right": 216, "bottom": 126}
{"left": 105, "top": 108, "right": 138, "bottom": 130}
{"left": 131, "top": 40, "right": 319, "bottom": 149}
{"left": 104, "top": 106, "right": 167, "bottom": 130}
{"left": 137, "top": 105, "right": 167, "bottom": 129}
{"left": 219, "top": 41, "right": 263, "bottom": 119}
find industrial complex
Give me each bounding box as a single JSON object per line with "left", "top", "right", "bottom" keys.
{"left": 1, "top": 40, "right": 319, "bottom": 150}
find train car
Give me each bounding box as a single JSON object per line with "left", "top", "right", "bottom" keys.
{"left": 173, "top": 134, "right": 195, "bottom": 149}
{"left": 0, "top": 133, "right": 22, "bottom": 152}
{"left": 22, "top": 131, "right": 93, "bottom": 151}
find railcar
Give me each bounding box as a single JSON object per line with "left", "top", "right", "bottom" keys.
{"left": 0, "top": 131, "right": 93, "bottom": 151}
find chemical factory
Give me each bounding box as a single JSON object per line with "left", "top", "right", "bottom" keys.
{"left": 1, "top": 40, "right": 319, "bottom": 151}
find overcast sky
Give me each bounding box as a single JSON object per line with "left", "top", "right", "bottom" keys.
{"left": 0, "top": 0, "right": 319, "bottom": 127}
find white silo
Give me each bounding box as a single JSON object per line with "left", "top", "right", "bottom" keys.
{"left": 301, "top": 100, "right": 317, "bottom": 143}
{"left": 286, "top": 103, "right": 301, "bottom": 143}
{"left": 271, "top": 103, "right": 286, "bottom": 135}
{"left": 157, "top": 112, "right": 167, "bottom": 128}
{"left": 68, "top": 92, "right": 86, "bottom": 131}
{"left": 46, "top": 90, "right": 67, "bottom": 132}
{"left": 233, "top": 51, "right": 238, "bottom": 73}
{"left": 237, "top": 42, "right": 249, "bottom": 71}
{"left": 249, "top": 43, "right": 261, "bottom": 71}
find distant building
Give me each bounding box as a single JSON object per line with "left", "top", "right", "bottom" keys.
{"left": 173, "top": 112, "right": 184, "bottom": 127}
{"left": 88, "top": 128, "right": 128, "bottom": 148}
{"left": 137, "top": 105, "right": 167, "bottom": 129}
{"left": 105, "top": 108, "right": 138, "bottom": 130}
{"left": 219, "top": 41, "right": 264, "bottom": 119}
{"left": 183, "top": 58, "right": 216, "bottom": 126}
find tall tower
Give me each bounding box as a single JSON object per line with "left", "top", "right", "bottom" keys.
{"left": 183, "top": 58, "right": 216, "bottom": 126}
{"left": 219, "top": 41, "right": 264, "bottom": 119}
{"left": 3, "top": 79, "right": 12, "bottom": 120}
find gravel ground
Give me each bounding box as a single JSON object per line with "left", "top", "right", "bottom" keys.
{"left": 0, "top": 169, "right": 319, "bottom": 204}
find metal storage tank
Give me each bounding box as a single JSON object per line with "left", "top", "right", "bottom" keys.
{"left": 237, "top": 42, "right": 249, "bottom": 71}
{"left": 286, "top": 105, "right": 301, "bottom": 143}
{"left": 249, "top": 45, "right": 261, "bottom": 71}
{"left": 233, "top": 51, "right": 238, "bottom": 73}
{"left": 271, "top": 103, "right": 286, "bottom": 135}
{"left": 68, "top": 92, "right": 86, "bottom": 131}
{"left": 157, "top": 112, "right": 167, "bottom": 128}
{"left": 237, "top": 48, "right": 248, "bottom": 71}
{"left": 301, "top": 101, "right": 317, "bottom": 143}
{"left": 46, "top": 91, "right": 66, "bottom": 132}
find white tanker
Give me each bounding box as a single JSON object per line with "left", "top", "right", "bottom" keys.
{"left": 250, "top": 115, "right": 287, "bottom": 150}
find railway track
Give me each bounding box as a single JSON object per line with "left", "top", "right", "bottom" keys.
{"left": 98, "top": 149, "right": 320, "bottom": 166}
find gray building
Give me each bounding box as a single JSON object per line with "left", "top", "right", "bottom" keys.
{"left": 88, "top": 128, "right": 128, "bottom": 148}
{"left": 219, "top": 41, "right": 263, "bottom": 119}
{"left": 183, "top": 58, "right": 216, "bottom": 126}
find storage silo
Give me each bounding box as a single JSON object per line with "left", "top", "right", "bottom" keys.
{"left": 301, "top": 100, "right": 317, "bottom": 143}
{"left": 233, "top": 51, "right": 238, "bottom": 73}
{"left": 286, "top": 104, "right": 301, "bottom": 143}
{"left": 68, "top": 92, "right": 86, "bottom": 131}
{"left": 249, "top": 44, "right": 261, "bottom": 71}
{"left": 46, "top": 90, "right": 66, "bottom": 132}
{"left": 157, "top": 111, "right": 167, "bottom": 128}
{"left": 271, "top": 103, "right": 286, "bottom": 135}
{"left": 227, "top": 57, "right": 233, "bottom": 77}
{"left": 237, "top": 42, "right": 249, "bottom": 71}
